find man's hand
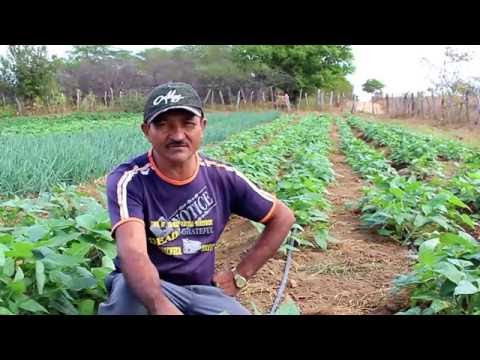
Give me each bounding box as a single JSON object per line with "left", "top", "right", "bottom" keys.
{"left": 213, "top": 270, "right": 238, "bottom": 297}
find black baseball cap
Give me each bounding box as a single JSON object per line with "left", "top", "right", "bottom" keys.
{"left": 143, "top": 82, "right": 204, "bottom": 124}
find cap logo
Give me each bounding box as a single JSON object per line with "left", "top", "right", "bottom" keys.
{"left": 153, "top": 89, "right": 185, "bottom": 106}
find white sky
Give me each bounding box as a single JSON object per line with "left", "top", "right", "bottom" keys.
{"left": 1, "top": 45, "right": 479, "bottom": 101}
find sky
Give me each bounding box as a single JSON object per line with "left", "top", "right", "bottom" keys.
{"left": 1, "top": 45, "right": 479, "bottom": 101}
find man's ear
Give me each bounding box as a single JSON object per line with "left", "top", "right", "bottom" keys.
{"left": 141, "top": 123, "right": 149, "bottom": 138}
{"left": 201, "top": 117, "right": 208, "bottom": 130}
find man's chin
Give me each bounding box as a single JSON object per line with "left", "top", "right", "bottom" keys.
{"left": 164, "top": 148, "right": 194, "bottom": 163}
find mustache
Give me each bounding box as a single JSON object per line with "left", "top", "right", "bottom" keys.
{"left": 166, "top": 140, "right": 189, "bottom": 147}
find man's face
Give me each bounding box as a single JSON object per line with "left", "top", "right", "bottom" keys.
{"left": 142, "top": 109, "right": 207, "bottom": 164}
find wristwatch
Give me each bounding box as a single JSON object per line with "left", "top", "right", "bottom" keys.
{"left": 232, "top": 269, "right": 248, "bottom": 289}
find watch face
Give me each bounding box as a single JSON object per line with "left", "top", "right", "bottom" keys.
{"left": 235, "top": 274, "right": 247, "bottom": 288}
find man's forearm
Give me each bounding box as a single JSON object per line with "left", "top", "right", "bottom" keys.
{"left": 236, "top": 213, "right": 294, "bottom": 279}
{"left": 121, "top": 252, "right": 174, "bottom": 314}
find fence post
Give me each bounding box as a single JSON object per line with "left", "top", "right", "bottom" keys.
{"left": 236, "top": 90, "right": 241, "bottom": 110}
{"left": 298, "top": 88, "right": 303, "bottom": 110}
{"left": 203, "top": 89, "right": 211, "bottom": 106}
{"left": 76, "top": 89, "right": 81, "bottom": 111}
{"left": 465, "top": 90, "right": 470, "bottom": 124}
{"left": 110, "top": 87, "right": 114, "bottom": 107}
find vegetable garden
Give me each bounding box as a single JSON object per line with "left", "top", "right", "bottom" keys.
{"left": 1, "top": 110, "right": 479, "bottom": 315}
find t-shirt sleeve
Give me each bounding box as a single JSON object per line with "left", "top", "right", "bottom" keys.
{"left": 229, "top": 168, "right": 276, "bottom": 223}
{"left": 106, "top": 167, "right": 145, "bottom": 236}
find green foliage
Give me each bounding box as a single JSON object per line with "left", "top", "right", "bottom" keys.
{"left": 0, "top": 46, "right": 59, "bottom": 101}
{"left": 361, "top": 79, "right": 384, "bottom": 94}
{"left": 0, "top": 111, "right": 280, "bottom": 196}
{"left": 233, "top": 45, "right": 355, "bottom": 93}
{"left": 0, "top": 185, "right": 114, "bottom": 314}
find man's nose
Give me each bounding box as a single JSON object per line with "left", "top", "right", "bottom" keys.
{"left": 168, "top": 125, "right": 186, "bottom": 141}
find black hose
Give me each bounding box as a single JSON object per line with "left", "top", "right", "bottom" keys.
{"left": 269, "top": 234, "right": 296, "bottom": 314}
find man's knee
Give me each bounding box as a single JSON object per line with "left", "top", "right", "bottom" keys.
{"left": 98, "top": 273, "right": 148, "bottom": 315}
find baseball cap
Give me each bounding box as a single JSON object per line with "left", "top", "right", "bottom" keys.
{"left": 143, "top": 82, "right": 204, "bottom": 124}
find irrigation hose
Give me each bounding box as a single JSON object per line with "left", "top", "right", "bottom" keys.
{"left": 269, "top": 233, "right": 296, "bottom": 315}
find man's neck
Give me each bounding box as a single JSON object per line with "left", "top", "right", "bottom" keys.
{"left": 151, "top": 149, "right": 198, "bottom": 181}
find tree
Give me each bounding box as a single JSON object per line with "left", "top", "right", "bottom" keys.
{"left": 232, "top": 45, "right": 355, "bottom": 97}
{"left": 0, "top": 45, "right": 59, "bottom": 101}
{"left": 362, "top": 79, "right": 384, "bottom": 95}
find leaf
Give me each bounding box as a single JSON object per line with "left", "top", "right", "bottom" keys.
{"left": 95, "top": 241, "right": 117, "bottom": 258}
{"left": 431, "top": 216, "right": 451, "bottom": 230}
{"left": 377, "top": 228, "right": 392, "bottom": 236}
{"left": 18, "top": 298, "right": 48, "bottom": 314}
{"left": 429, "top": 299, "right": 451, "bottom": 314}
{"left": 6, "top": 242, "right": 36, "bottom": 259}
{"left": 75, "top": 214, "right": 98, "bottom": 230}
{"left": 313, "top": 229, "right": 328, "bottom": 250}
{"left": 0, "top": 244, "right": 7, "bottom": 267}
{"left": 274, "top": 298, "right": 301, "bottom": 315}
{"left": 101, "top": 256, "right": 115, "bottom": 270}
{"left": 448, "top": 196, "right": 470, "bottom": 210}
{"left": 78, "top": 299, "right": 95, "bottom": 315}
{"left": 44, "top": 253, "right": 83, "bottom": 267}
{"left": 0, "top": 307, "right": 14, "bottom": 315}
{"left": 454, "top": 280, "right": 479, "bottom": 296}
{"left": 419, "top": 238, "right": 439, "bottom": 252}
{"left": 35, "top": 261, "right": 46, "bottom": 295}
{"left": 446, "top": 258, "right": 474, "bottom": 269}
{"left": 433, "top": 262, "right": 465, "bottom": 284}
{"left": 414, "top": 215, "right": 429, "bottom": 228}
{"left": 396, "top": 307, "right": 422, "bottom": 315}
{"left": 14, "top": 266, "right": 24, "bottom": 282}
{"left": 49, "top": 232, "right": 79, "bottom": 247}
{"left": 3, "top": 257, "right": 15, "bottom": 276}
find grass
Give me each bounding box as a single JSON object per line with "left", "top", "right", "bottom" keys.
{"left": 0, "top": 111, "right": 280, "bottom": 196}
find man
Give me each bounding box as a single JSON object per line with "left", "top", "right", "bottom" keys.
{"left": 98, "top": 82, "right": 295, "bottom": 315}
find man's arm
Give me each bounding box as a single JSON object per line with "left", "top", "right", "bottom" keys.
{"left": 213, "top": 200, "right": 295, "bottom": 296}
{"left": 115, "top": 221, "right": 183, "bottom": 315}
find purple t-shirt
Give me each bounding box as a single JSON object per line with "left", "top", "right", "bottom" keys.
{"left": 106, "top": 150, "right": 276, "bottom": 286}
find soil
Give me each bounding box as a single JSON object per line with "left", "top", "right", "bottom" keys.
{"left": 215, "top": 124, "right": 413, "bottom": 315}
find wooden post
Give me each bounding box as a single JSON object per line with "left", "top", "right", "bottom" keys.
{"left": 210, "top": 88, "right": 215, "bottom": 108}
{"left": 305, "top": 92, "right": 309, "bottom": 107}
{"left": 465, "top": 90, "right": 470, "bottom": 124}
{"left": 219, "top": 90, "right": 225, "bottom": 106}
{"left": 386, "top": 94, "right": 390, "bottom": 115}
{"left": 298, "top": 88, "right": 303, "bottom": 110}
{"left": 203, "top": 89, "right": 211, "bottom": 106}
{"left": 238, "top": 88, "right": 246, "bottom": 104}
{"left": 431, "top": 91, "right": 436, "bottom": 120}
{"left": 317, "top": 88, "right": 320, "bottom": 106}
{"left": 1, "top": 93, "right": 5, "bottom": 106}
{"left": 14, "top": 96, "right": 22, "bottom": 115}
{"left": 262, "top": 90, "right": 266, "bottom": 103}
{"left": 104, "top": 91, "right": 108, "bottom": 106}
{"left": 411, "top": 93, "right": 415, "bottom": 117}
{"left": 320, "top": 90, "right": 324, "bottom": 111}
{"left": 76, "top": 89, "right": 81, "bottom": 111}
{"left": 270, "top": 86, "right": 275, "bottom": 108}
{"left": 420, "top": 92, "right": 425, "bottom": 118}
{"left": 110, "top": 87, "right": 114, "bottom": 107}
{"left": 236, "top": 90, "right": 241, "bottom": 110}
{"left": 249, "top": 91, "right": 254, "bottom": 105}
{"left": 351, "top": 94, "right": 356, "bottom": 113}
{"left": 329, "top": 91, "right": 334, "bottom": 107}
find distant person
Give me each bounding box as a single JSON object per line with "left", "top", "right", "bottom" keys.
{"left": 98, "top": 82, "right": 295, "bottom": 315}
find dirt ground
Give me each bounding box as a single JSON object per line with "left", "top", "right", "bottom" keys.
{"left": 215, "top": 125, "right": 413, "bottom": 315}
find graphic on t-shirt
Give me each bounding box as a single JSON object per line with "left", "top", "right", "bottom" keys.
{"left": 148, "top": 185, "right": 217, "bottom": 252}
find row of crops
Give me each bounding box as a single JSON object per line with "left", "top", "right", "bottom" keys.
{"left": 339, "top": 116, "right": 480, "bottom": 315}
{"left": 0, "top": 113, "right": 335, "bottom": 315}
{"left": 0, "top": 111, "right": 280, "bottom": 196}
